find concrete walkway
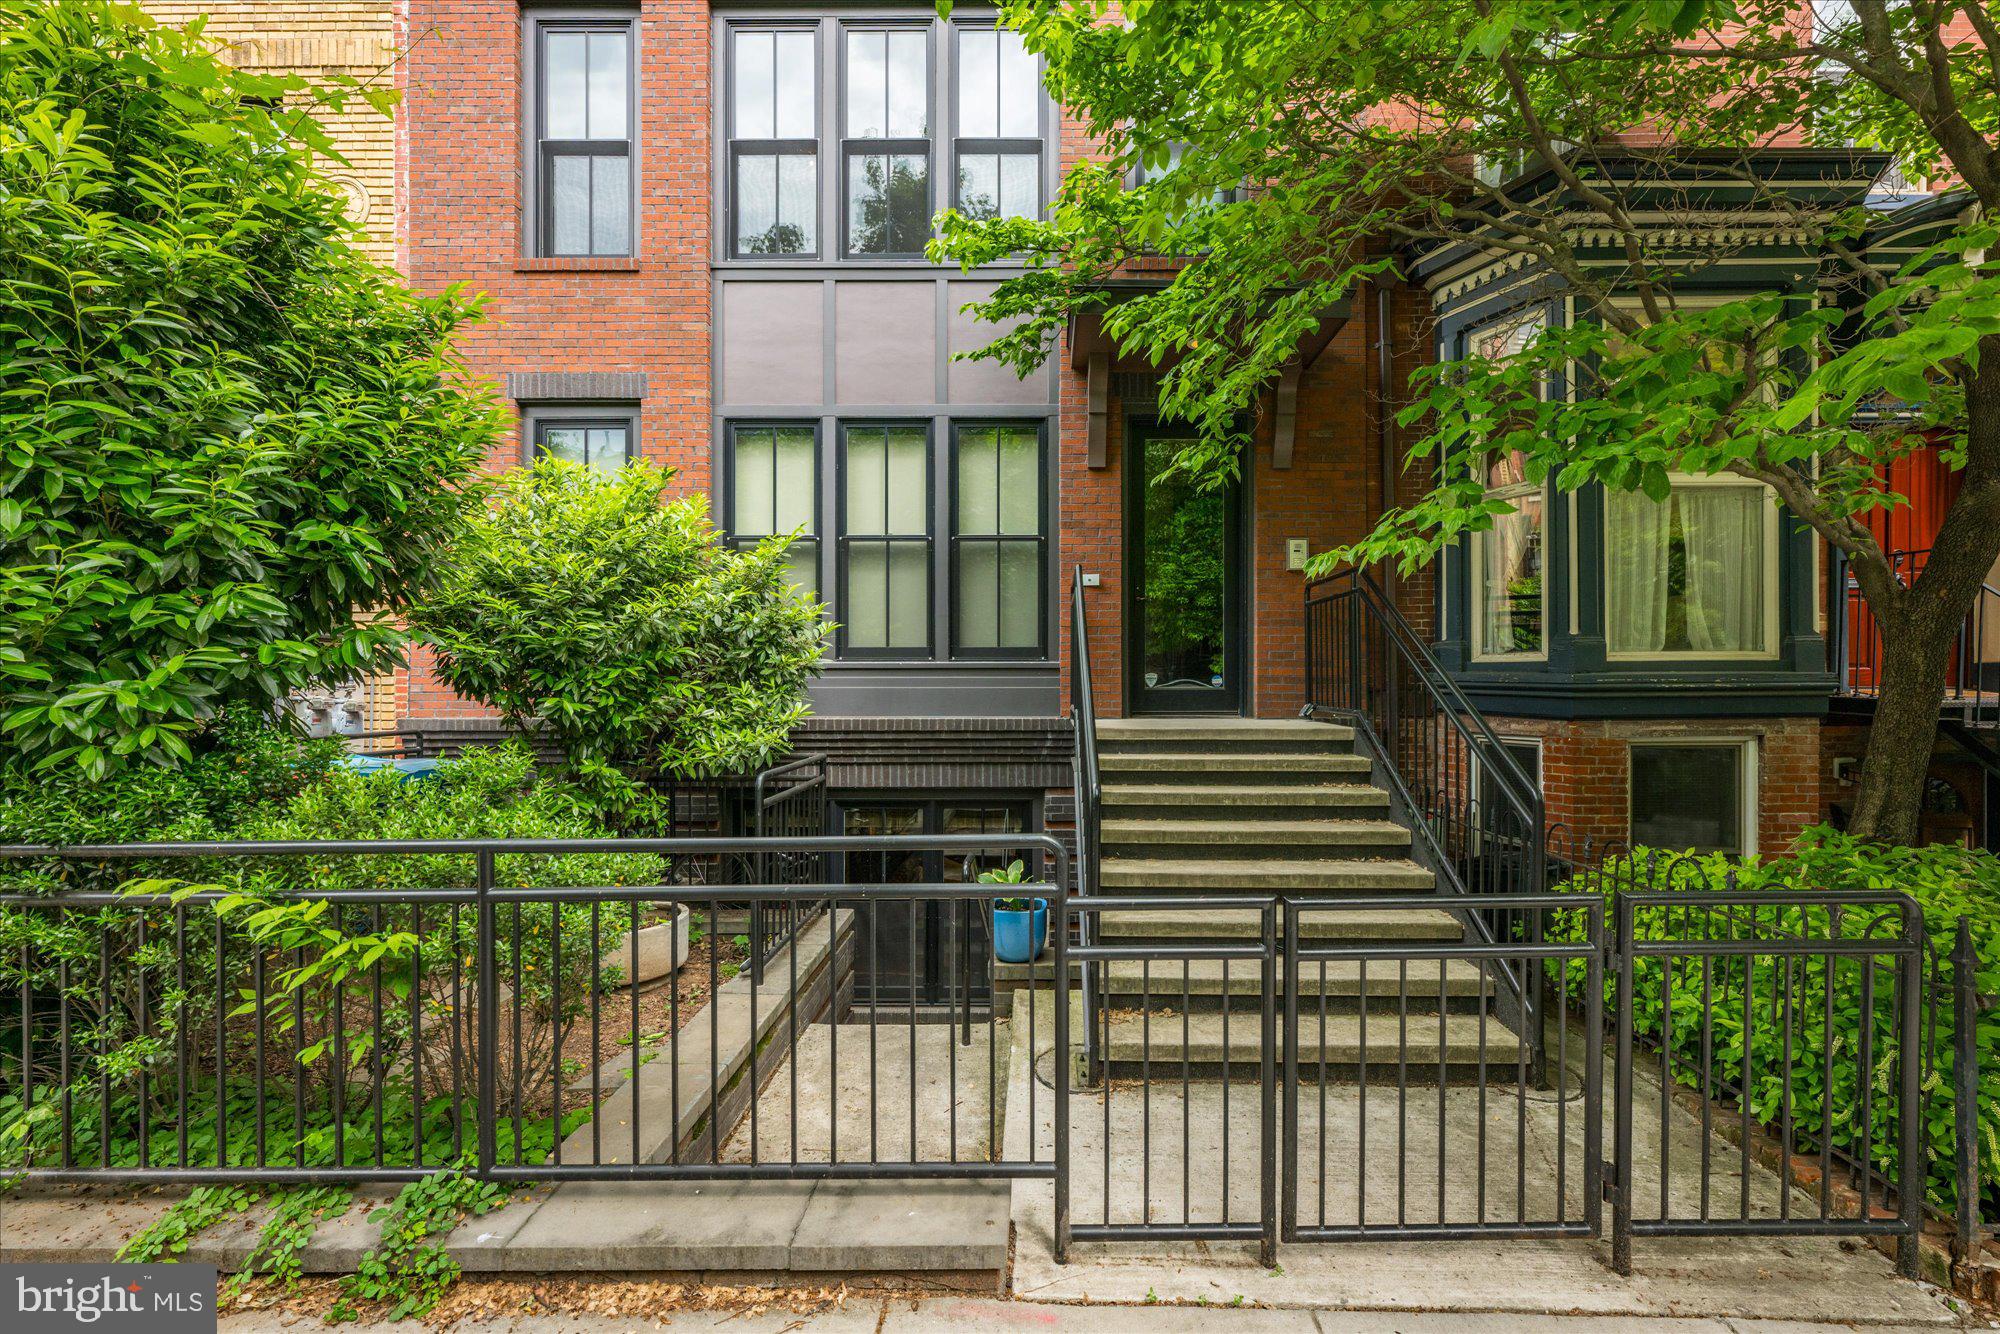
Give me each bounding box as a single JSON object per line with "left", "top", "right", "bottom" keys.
{"left": 216, "top": 1296, "right": 1983, "bottom": 1332}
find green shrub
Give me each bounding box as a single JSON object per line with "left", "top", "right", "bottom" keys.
{"left": 411, "top": 460, "right": 827, "bottom": 826}
{"left": 0, "top": 1, "right": 500, "bottom": 778}
{"left": 0, "top": 745, "right": 664, "bottom": 1169}
{"left": 1555, "top": 827, "right": 2000, "bottom": 1220}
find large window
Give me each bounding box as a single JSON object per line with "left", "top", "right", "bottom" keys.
{"left": 839, "top": 423, "right": 932, "bottom": 654}
{"left": 528, "top": 408, "right": 635, "bottom": 470}
{"left": 730, "top": 27, "right": 818, "bottom": 257}
{"left": 952, "top": 423, "right": 1044, "bottom": 655}
{"left": 1629, "top": 740, "right": 1755, "bottom": 854}
{"left": 953, "top": 26, "right": 1040, "bottom": 221}
{"left": 1605, "top": 478, "right": 1776, "bottom": 657}
{"left": 727, "top": 423, "right": 819, "bottom": 596}
{"left": 532, "top": 17, "right": 634, "bottom": 257}
{"left": 1465, "top": 310, "right": 1548, "bottom": 659}
{"left": 843, "top": 28, "right": 931, "bottom": 255}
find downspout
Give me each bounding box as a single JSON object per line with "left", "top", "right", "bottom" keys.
{"left": 1375, "top": 279, "right": 1398, "bottom": 602}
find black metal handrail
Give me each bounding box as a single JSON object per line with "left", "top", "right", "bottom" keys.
{"left": 1304, "top": 566, "right": 1549, "bottom": 1067}
{"left": 1069, "top": 565, "right": 1102, "bottom": 1076}
{"left": 749, "top": 754, "right": 830, "bottom": 984}
{"left": 1832, "top": 545, "right": 2000, "bottom": 728}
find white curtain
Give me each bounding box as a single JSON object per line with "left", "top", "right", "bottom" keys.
{"left": 1681, "top": 486, "right": 1767, "bottom": 653}
{"left": 1606, "top": 490, "right": 1672, "bottom": 654}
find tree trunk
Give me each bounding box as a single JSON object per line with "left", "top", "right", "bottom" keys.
{"left": 1845, "top": 610, "right": 1957, "bottom": 844}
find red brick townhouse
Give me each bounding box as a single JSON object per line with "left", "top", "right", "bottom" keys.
{"left": 373, "top": 4, "right": 1992, "bottom": 893}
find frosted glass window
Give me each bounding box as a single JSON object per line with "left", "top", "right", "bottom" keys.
{"left": 728, "top": 424, "right": 818, "bottom": 598}
{"left": 536, "top": 22, "right": 633, "bottom": 257}
{"left": 842, "top": 424, "right": 932, "bottom": 653}
{"left": 730, "top": 27, "right": 818, "bottom": 257}
{"left": 953, "top": 424, "right": 1043, "bottom": 653}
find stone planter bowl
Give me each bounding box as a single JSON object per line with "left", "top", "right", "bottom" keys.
{"left": 597, "top": 902, "right": 692, "bottom": 988}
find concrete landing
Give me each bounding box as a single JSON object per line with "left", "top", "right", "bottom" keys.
{"left": 1005, "top": 993, "right": 1957, "bottom": 1326}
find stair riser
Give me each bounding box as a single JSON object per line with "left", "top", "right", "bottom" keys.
{"left": 1098, "top": 763, "right": 1372, "bottom": 787}
{"left": 1102, "top": 799, "right": 1388, "bottom": 822}
{"left": 1096, "top": 876, "right": 1437, "bottom": 895}
{"left": 1102, "top": 838, "right": 1410, "bottom": 862}
{"left": 1097, "top": 736, "right": 1355, "bottom": 757}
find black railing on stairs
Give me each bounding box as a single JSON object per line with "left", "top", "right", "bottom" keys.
{"left": 1832, "top": 546, "right": 2000, "bottom": 729}
{"left": 1303, "top": 567, "right": 1549, "bottom": 1068}
{"left": 1069, "top": 566, "right": 1102, "bottom": 1076}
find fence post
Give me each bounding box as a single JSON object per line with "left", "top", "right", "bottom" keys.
{"left": 1954, "top": 917, "right": 1980, "bottom": 1268}
{"left": 1610, "top": 891, "right": 1634, "bottom": 1276}
{"left": 1053, "top": 850, "right": 1071, "bottom": 1265}
{"left": 1345, "top": 587, "right": 1363, "bottom": 713}
{"left": 475, "top": 847, "right": 497, "bottom": 1182}
{"left": 1899, "top": 906, "right": 1927, "bottom": 1280}
{"left": 1260, "top": 899, "right": 1279, "bottom": 1269}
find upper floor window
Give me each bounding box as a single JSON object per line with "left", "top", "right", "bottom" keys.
{"left": 953, "top": 26, "right": 1040, "bottom": 222}
{"left": 730, "top": 28, "right": 818, "bottom": 257}
{"left": 532, "top": 17, "right": 634, "bottom": 257}
{"left": 843, "top": 28, "right": 931, "bottom": 256}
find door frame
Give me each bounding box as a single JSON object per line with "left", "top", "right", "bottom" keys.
{"left": 1122, "top": 417, "right": 1249, "bottom": 715}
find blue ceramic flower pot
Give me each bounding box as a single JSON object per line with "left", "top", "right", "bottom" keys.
{"left": 993, "top": 899, "right": 1048, "bottom": 963}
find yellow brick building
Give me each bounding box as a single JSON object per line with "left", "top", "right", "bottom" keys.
{"left": 142, "top": 3, "right": 399, "bottom": 263}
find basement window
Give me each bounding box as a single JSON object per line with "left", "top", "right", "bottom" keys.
{"left": 1628, "top": 740, "right": 1756, "bottom": 855}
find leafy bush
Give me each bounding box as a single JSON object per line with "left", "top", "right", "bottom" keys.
{"left": 0, "top": 1, "right": 499, "bottom": 777}
{"left": 1555, "top": 827, "right": 2000, "bottom": 1220}
{"left": 412, "top": 460, "right": 827, "bottom": 824}
{"left": 0, "top": 745, "right": 663, "bottom": 1169}
{"left": 0, "top": 710, "right": 341, "bottom": 893}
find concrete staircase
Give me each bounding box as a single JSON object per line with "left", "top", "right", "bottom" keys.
{"left": 1090, "top": 717, "right": 1522, "bottom": 1078}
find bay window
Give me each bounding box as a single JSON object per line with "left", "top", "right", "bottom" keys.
{"left": 840, "top": 423, "right": 932, "bottom": 653}
{"left": 1605, "top": 478, "right": 1776, "bottom": 657}
{"left": 1465, "top": 310, "right": 1548, "bottom": 659}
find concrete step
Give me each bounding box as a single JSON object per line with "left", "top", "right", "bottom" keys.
{"left": 1101, "top": 818, "right": 1411, "bottom": 861}
{"left": 1101, "top": 957, "right": 1492, "bottom": 1006}
{"left": 1098, "top": 752, "right": 1374, "bottom": 785}
{"left": 1095, "top": 718, "right": 1354, "bottom": 754}
{"left": 1101, "top": 1009, "right": 1525, "bottom": 1078}
{"left": 1101, "top": 783, "right": 1389, "bottom": 822}
{"left": 1099, "top": 857, "right": 1435, "bottom": 893}
{"left": 1090, "top": 905, "right": 1464, "bottom": 944}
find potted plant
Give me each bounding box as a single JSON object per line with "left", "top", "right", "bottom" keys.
{"left": 980, "top": 859, "right": 1047, "bottom": 964}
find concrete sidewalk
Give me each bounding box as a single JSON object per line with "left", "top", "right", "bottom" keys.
{"left": 216, "top": 1296, "right": 1983, "bottom": 1332}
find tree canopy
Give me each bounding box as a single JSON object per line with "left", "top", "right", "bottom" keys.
{"left": 0, "top": 1, "right": 499, "bottom": 777}
{"left": 938, "top": 0, "right": 2000, "bottom": 843}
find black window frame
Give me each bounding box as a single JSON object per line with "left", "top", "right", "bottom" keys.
{"left": 726, "top": 22, "right": 821, "bottom": 260}
{"left": 528, "top": 11, "right": 638, "bottom": 259}
{"left": 838, "top": 21, "right": 936, "bottom": 259}
{"left": 723, "top": 419, "right": 822, "bottom": 597}
{"left": 948, "top": 21, "right": 1043, "bottom": 224}
{"left": 948, "top": 420, "right": 1047, "bottom": 660}
{"left": 836, "top": 419, "right": 935, "bottom": 660}
{"left": 523, "top": 405, "right": 639, "bottom": 469}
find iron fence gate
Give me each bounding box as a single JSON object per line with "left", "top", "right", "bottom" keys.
{"left": 1609, "top": 888, "right": 1928, "bottom": 1278}
{"left": 1282, "top": 895, "right": 1603, "bottom": 1245}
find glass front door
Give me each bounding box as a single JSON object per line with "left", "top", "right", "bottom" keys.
{"left": 1126, "top": 424, "right": 1244, "bottom": 714}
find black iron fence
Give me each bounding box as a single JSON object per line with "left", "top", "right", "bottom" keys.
{"left": 0, "top": 834, "right": 1066, "bottom": 1187}
{"left": 1831, "top": 546, "right": 2000, "bottom": 727}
